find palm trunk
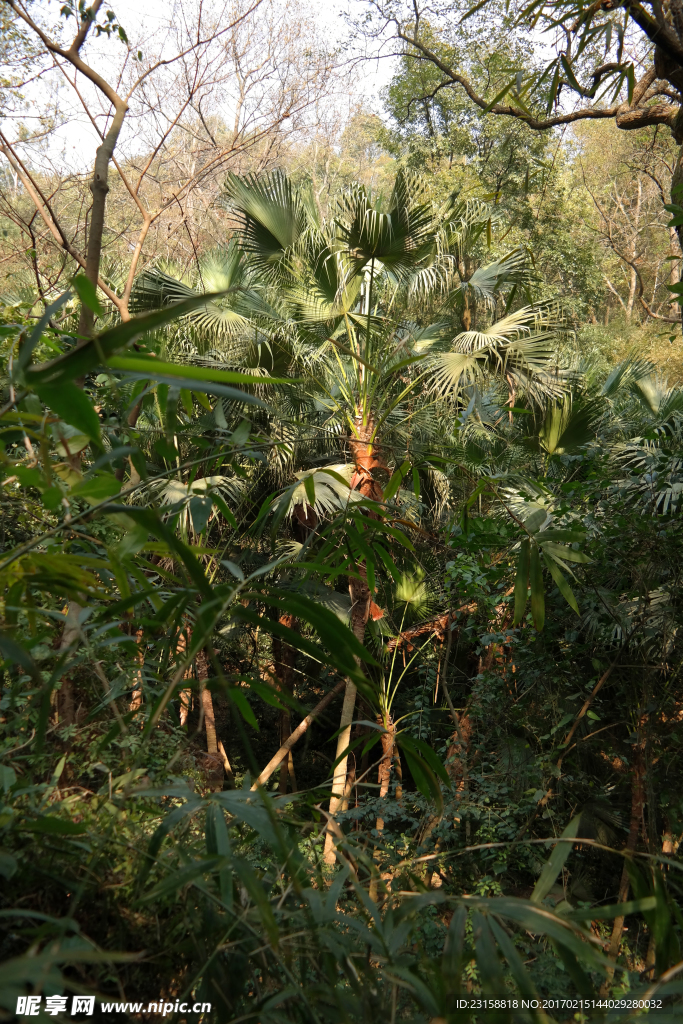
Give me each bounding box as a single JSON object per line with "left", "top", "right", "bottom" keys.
{"left": 323, "top": 413, "right": 386, "bottom": 866}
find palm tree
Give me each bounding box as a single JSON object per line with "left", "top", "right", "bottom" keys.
{"left": 133, "top": 168, "right": 568, "bottom": 862}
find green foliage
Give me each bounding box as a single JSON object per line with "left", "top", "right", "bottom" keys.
{"left": 1, "top": 170, "right": 683, "bottom": 1022}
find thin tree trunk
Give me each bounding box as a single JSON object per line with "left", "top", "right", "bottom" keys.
{"left": 196, "top": 647, "right": 223, "bottom": 792}
{"left": 129, "top": 627, "right": 144, "bottom": 712}
{"left": 375, "top": 713, "right": 395, "bottom": 832}
{"left": 78, "top": 103, "right": 127, "bottom": 336}
{"left": 251, "top": 678, "right": 346, "bottom": 789}
{"left": 600, "top": 739, "right": 645, "bottom": 994}
{"left": 273, "top": 614, "right": 298, "bottom": 796}
{"left": 55, "top": 601, "right": 81, "bottom": 726}
{"left": 670, "top": 226, "right": 681, "bottom": 318}
{"left": 369, "top": 713, "right": 396, "bottom": 901}
{"left": 323, "top": 677, "right": 359, "bottom": 865}
{"left": 176, "top": 627, "right": 193, "bottom": 727}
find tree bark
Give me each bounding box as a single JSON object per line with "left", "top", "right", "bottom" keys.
{"left": 272, "top": 614, "right": 298, "bottom": 795}
{"left": 196, "top": 647, "right": 223, "bottom": 792}
{"left": 375, "top": 713, "right": 395, "bottom": 833}
{"left": 55, "top": 601, "right": 81, "bottom": 726}
{"left": 129, "top": 627, "right": 144, "bottom": 712}
{"left": 78, "top": 103, "right": 127, "bottom": 336}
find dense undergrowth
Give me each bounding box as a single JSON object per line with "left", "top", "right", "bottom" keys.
{"left": 1, "top": 173, "right": 683, "bottom": 1024}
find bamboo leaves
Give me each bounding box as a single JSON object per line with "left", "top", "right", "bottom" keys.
{"left": 512, "top": 512, "right": 589, "bottom": 630}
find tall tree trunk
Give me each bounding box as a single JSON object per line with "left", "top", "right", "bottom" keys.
{"left": 671, "top": 144, "right": 683, "bottom": 333}
{"left": 176, "top": 627, "right": 193, "bottom": 727}
{"left": 369, "top": 712, "right": 395, "bottom": 902}
{"left": 670, "top": 226, "right": 682, "bottom": 318}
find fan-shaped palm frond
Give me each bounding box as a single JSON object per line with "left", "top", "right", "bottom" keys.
{"left": 612, "top": 435, "right": 683, "bottom": 514}
{"left": 441, "top": 195, "right": 498, "bottom": 258}
{"left": 539, "top": 394, "right": 605, "bottom": 456}
{"left": 141, "top": 474, "right": 245, "bottom": 535}
{"left": 224, "top": 170, "right": 312, "bottom": 282}
{"left": 630, "top": 374, "right": 683, "bottom": 426}
{"left": 334, "top": 169, "right": 436, "bottom": 286}
{"left": 461, "top": 247, "right": 532, "bottom": 307}
{"left": 601, "top": 355, "right": 654, "bottom": 399}
{"left": 428, "top": 305, "right": 566, "bottom": 406}
{"left": 129, "top": 246, "right": 253, "bottom": 351}
{"left": 631, "top": 375, "right": 671, "bottom": 417}
{"left": 272, "top": 463, "right": 363, "bottom": 521}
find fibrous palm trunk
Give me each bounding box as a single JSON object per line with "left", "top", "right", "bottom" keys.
{"left": 323, "top": 414, "right": 385, "bottom": 866}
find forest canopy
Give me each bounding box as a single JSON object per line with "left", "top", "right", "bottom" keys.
{"left": 2, "top": 0, "right": 683, "bottom": 1020}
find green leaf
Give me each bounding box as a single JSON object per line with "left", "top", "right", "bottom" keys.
{"left": 180, "top": 388, "right": 193, "bottom": 415}
{"left": 568, "top": 896, "right": 658, "bottom": 921}
{"left": 70, "top": 474, "right": 120, "bottom": 505}
{"left": 560, "top": 53, "right": 584, "bottom": 96}
{"left": 108, "top": 355, "right": 295, "bottom": 386}
{"left": 71, "top": 274, "right": 103, "bottom": 316}
{"left": 483, "top": 77, "right": 516, "bottom": 112}
{"left": 540, "top": 542, "right": 591, "bottom": 564}
{"left": 26, "top": 293, "right": 242, "bottom": 385}
{"left": 0, "top": 851, "right": 17, "bottom": 879}
{"left": 531, "top": 815, "right": 581, "bottom": 904}
{"left": 34, "top": 381, "right": 101, "bottom": 443}
{"left": 529, "top": 541, "right": 545, "bottom": 631}
{"left": 513, "top": 538, "right": 530, "bottom": 626}
{"left": 16, "top": 292, "right": 71, "bottom": 373}
{"left": 154, "top": 437, "right": 179, "bottom": 461}
{"left": 22, "top": 815, "right": 86, "bottom": 835}
{"left": 0, "top": 765, "right": 16, "bottom": 793}
{"left": 524, "top": 508, "right": 546, "bottom": 534}
{"left": 304, "top": 474, "right": 315, "bottom": 508}
{"left": 542, "top": 552, "right": 579, "bottom": 614}
{"left": 228, "top": 687, "right": 259, "bottom": 730}
{"left": 384, "top": 461, "right": 410, "bottom": 501}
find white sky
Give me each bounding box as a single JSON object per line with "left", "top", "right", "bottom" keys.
{"left": 9, "top": 0, "right": 396, "bottom": 172}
